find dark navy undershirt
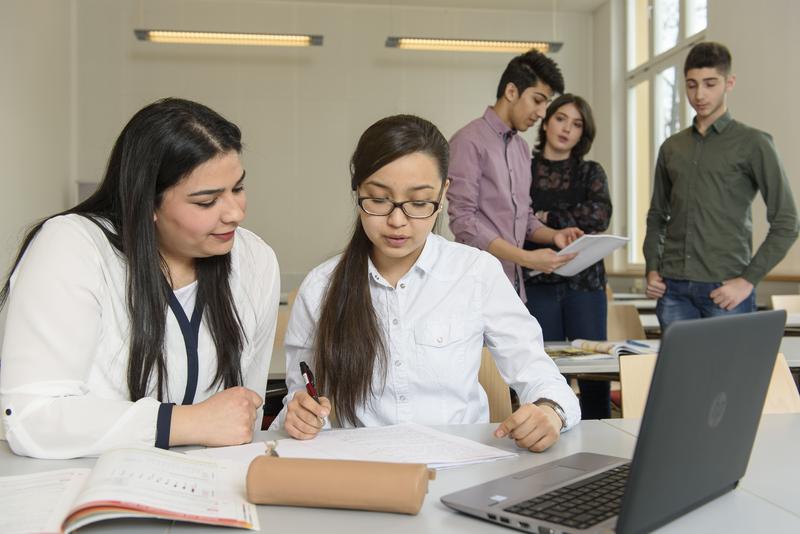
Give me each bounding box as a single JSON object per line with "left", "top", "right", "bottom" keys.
{"left": 154, "top": 295, "right": 204, "bottom": 449}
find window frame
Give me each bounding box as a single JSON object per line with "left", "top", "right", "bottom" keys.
{"left": 624, "top": 0, "right": 707, "bottom": 266}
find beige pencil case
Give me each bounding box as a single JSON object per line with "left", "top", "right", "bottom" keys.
{"left": 246, "top": 455, "right": 436, "bottom": 515}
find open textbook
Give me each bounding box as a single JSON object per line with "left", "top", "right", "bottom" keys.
{"left": 527, "top": 234, "right": 629, "bottom": 278}
{"left": 189, "top": 423, "right": 517, "bottom": 470}
{"left": 0, "top": 447, "right": 258, "bottom": 534}
{"left": 571, "top": 338, "right": 659, "bottom": 357}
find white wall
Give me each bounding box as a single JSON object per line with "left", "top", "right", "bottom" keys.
{"left": 708, "top": 0, "right": 800, "bottom": 277}
{"left": 67, "top": 0, "right": 594, "bottom": 290}
{"left": 590, "top": 0, "right": 626, "bottom": 272}
{"left": 0, "top": 1, "right": 72, "bottom": 272}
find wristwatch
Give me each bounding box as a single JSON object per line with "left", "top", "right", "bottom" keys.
{"left": 533, "top": 398, "right": 567, "bottom": 430}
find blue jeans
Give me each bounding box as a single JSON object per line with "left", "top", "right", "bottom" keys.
{"left": 525, "top": 282, "right": 610, "bottom": 419}
{"left": 656, "top": 278, "right": 757, "bottom": 332}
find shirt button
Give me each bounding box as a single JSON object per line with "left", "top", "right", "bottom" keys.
{"left": 394, "top": 360, "right": 402, "bottom": 367}
{"left": 392, "top": 319, "right": 399, "bottom": 325}
{"left": 399, "top": 395, "right": 407, "bottom": 402}
{"left": 436, "top": 336, "right": 443, "bottom": 344}
{"left": 400, "top": 283, "right": 406, "bottom": 289}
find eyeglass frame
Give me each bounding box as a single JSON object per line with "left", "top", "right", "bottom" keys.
{"left": 356, "top": 183, "right": 447, "bottom": 219}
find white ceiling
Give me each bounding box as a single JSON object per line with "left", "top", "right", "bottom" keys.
{"left": 281, "top": 0, "right": 608, "bottom": 13}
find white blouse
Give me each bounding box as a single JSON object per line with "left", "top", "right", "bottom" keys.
{"left": 275, "top": 234, "right": 580, "bottom": 430}
{"left": 0, "top": 214, "right": 280, "bottom": 458}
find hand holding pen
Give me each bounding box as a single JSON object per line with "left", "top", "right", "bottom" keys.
{"left": 285, "top": 361, "right": 331, "bottom": 441}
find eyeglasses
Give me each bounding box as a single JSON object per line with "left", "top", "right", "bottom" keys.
{"left": 357, "top": 197, "right": 441, "bottom": 219}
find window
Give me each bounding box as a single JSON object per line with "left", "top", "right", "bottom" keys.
{"left": 625, "top": 0, "right": 707, "bottom": 265}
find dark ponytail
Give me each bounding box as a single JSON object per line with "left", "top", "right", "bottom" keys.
{"left": 314, "top": 114, "right": 448, "bottom": 425}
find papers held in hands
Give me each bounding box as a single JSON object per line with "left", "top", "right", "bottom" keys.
{"left": 0, "top": 447, "right": 258, "bottom": 534}
{"left": 527, "top": 234, "right": 629, "bottom": 278}
{"left": 571, "top": 339, "right": 659, "bottom": 357}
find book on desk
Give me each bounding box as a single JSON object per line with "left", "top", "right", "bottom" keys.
{"left": 0, "top": 447, "right": 257, "bottom": 534}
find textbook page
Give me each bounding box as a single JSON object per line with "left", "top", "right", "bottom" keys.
{"left": 189, "top": 423, "right": 517, "bottom": 469}
{"left": 528, "top": 234, "right": 629, "bottom": 278}
{"left": 0, "top": 469, "right": 88, "bottom": 534}
{"left": 65, "top": 447, "right": 258, "bottom": 532}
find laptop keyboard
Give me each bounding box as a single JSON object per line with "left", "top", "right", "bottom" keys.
{"left": 503, "top": 463, "right": 630, "bottom": 530}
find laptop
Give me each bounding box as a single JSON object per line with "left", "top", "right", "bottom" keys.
{"left": 441, "top": 310, "right": 787, "bottom": 533}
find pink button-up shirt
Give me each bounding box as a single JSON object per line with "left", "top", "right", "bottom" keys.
{"left": 447, "top": 107, "right": 543, "bottom": 302}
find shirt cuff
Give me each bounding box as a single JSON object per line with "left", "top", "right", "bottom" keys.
{"left": 474, "top": 228, "right": 500, "bottom": 251}
{"left": 155, "top": 403, "right": 175, "bottom": 449}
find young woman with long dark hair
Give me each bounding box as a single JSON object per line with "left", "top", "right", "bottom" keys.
{"left": 276, "top": 115, "right": 580, "bottom": 453}
{"left": 523, "top": 94, "right": 613, "bottom": 419}
{"left": 0, "top": 98, "right": 280, "bottom": 458}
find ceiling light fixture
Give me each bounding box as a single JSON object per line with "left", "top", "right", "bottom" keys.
{"left": 385, "top": 37, "right": 561, "bottom": 54}
{"left": 134, "top": 29, "right": 323, "bottom": 47}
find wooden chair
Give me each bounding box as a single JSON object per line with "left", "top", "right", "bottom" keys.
{"left": 607, "top": 303, "right": 646, "bottom": 341}
{"left": 478, "top": 347, "right": 512, "bottom": 423}
{"left": 263, "top": 289, "right": 297, "bottom": 429}
{"left": 583, "top": 304, "right": 646, "bottom": 409}
{"left": 287, "top": 287, "right": 299, "bottom": 308}
{"left": 771, "top": 294, "right": 800, "bottom": 312}
{"left": 605, "top": 284, "right": 614, "bottom": 301}
{"left": 619, "top": 352, "right": 800, "bottom": 419}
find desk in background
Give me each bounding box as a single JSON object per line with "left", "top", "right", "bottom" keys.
{"left": 2, "top": 416, "right": 799, "bottom": 533}
{"left": 553, "top": 337, "right": 800, "bottom": 375}
{"left": 642, "top": 312, "right": 800, "bottom": 337}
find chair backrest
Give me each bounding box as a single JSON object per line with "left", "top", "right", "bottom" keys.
{"left": 478, "top": 347, "right": 512, "bottom": 423}
{"left": 605, "top": 284, "right": 615, "bottom": 301}
{"left": 287, "top": 287, "right": 299, "bottom": 308}
{"left": 771, "top": 294, "right": 800, "bottom": 312}
{"left": 607, "top": 303, "right": 646, "bottom": 341}
{"left": 619, "top": 352, "right": 800, "bottom": 418}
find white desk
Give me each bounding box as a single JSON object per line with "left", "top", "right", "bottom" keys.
{"left": 553, "top": 337, "right": 800, "bottom": 374}
{"left": 603, "top": 414, "right": 800, "bottom": 519}
{"left": 642, "top": 312, "right": 800, "bottom": 334}
{"left": 2, "top": 417, "right": 799, "bottom": 533}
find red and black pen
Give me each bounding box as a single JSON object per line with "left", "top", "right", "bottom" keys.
{"left": 299, "top": 361, "right": 320, "bottom": 403}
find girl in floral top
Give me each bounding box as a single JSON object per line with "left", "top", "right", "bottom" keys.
{"left": 523, "top": 94, "right": 613, "bottom": 419}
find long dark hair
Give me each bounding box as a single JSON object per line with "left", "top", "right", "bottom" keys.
{"left": 1, "top": 97, "right": 246, "bottom": 401}
{"left": 315, "top": 115, "right": 449, "bottom": 426}
{"left": 534, "top": 93, "right": 597, "bottom": 160}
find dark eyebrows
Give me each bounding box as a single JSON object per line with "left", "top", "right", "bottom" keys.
{"left": 361, "top": 180, "right": 435, "bottom": 193}
{"left": 187, "top": 170, "right": 245, "bottom": 197}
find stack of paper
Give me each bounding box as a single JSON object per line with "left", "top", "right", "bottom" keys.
{"left": 188, "top": 423, "right": 516, "bottom": 470}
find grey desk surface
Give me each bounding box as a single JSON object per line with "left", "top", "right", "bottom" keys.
{"left": 604, "top": 414, "right": 800, "bottom": 518}
{"left": 2, "top": 416, "right": 799, "bottom": 533}
{"left": 555, "top": 336, "right": 800, "bottom": 374}
{"left": 642, "top": 312, "right": 800, "bottom": 332}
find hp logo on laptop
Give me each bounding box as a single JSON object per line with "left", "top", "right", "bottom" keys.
{"left": 708, "top": 392, "right": 727, "bottom": 428}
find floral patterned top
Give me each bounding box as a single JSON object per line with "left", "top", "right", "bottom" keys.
{"left": 524, "top": 156, "right": 612, "bottom": 291}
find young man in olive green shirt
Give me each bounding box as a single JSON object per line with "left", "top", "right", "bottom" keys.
{"left": 643, "top": 42, "right": 798, "bottom": 329}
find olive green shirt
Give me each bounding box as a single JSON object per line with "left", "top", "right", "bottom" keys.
{"left": 643, "top": 111, "right": 798, "bottom": 285}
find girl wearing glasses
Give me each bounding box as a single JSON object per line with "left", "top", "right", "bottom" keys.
{"left": 0, "top": 98, "right": 279, "bottom": 458}
{"left": 277, "top": 115, "right": 579, "bottom": 452}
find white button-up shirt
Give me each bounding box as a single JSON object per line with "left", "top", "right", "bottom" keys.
{"left": 0, "top": 215, "right": 280, "bottom": 458}
{"left": 276, "top": 234, "right": 580, "bottom": 430}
